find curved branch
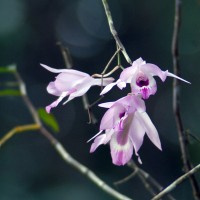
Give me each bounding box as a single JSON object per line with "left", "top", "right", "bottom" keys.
{"left": 152, "top": 163, "right": 200, "bottom": 200}
{"left": 171, "top": 0, "right": 200, "bottom": 199}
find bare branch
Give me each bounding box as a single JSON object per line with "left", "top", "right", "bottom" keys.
{"left": 152, "top": 163, "right": 200, "bottom": 200}
{"left": 1, "top": 66, "right": 133, "bottom": 200}
{"left": 0, "top": 124, "right": 40, "bottom": 146}
{"left": 171, "top": 0, "right": 200, "bottom": 199}
{"left": 128, "top": 160, "right": 176, "bottom": 200}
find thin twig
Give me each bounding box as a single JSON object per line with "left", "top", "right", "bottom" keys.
{"left": 0, "top": 124, "right": 40, "bottom": 146}
{"left": 102, "top": 0, "right": 132, "bottom": 65}
{"left": 128, "top": 160, "right": 176, "bottom": 200}
{"left": 92, "top": 65, "right": 120, "bottom": 78}
{"left": 57, "top": 42, "right": 73, "bottom": 69}
{"left": 101, "top": 48, "right": 121, "bottom": 75}
{"left": 114, "top": 170, "right": 138, "bottom": 186}
{"left": 3, "top": 67, "right": 132, "bottom": 200}
{"left": 185, "top": 130, "right": 200, "bottom": 143}
{"left": 152, "top": 163, "right": 200, "bottom": 200}
{"left": 171, "top": 0, "right": 200, "bottom": 199}
{"left": 82, "top": 94, "right": 97, "bottom": 124}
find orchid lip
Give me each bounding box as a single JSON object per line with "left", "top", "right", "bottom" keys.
{"left": 136, "top": 79, "right": 149, "bottom": 87}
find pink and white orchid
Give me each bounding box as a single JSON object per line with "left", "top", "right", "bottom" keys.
{"left": 100, "top": 58, "right": 190, "bottom": 99}
{"left": 89, "top": 95, "right": 161, "bottom": 166}
{"left": 41, "top": 64, "right": 114, "bottom": 113}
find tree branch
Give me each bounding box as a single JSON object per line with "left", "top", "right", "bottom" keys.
{"left": 128, "top": 160, "right": 176, "bottom": 200}
{"left": 1, "top": 66, "right": 133, "bottom": 200}
{"left": 152, "top": 163, "right": 200, "bottom": 200}
{"left": 171, "top": 0, "right": 200, "bottom": 199}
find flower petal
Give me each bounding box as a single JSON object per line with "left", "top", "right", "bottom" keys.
{"left": 119, "top": 67, "right": 137, "bottom": 83}
{"left": 99, "top": 102, "right": 115, "bottom": 108}
{"left": 135, "top": 111, "right": 162, "bottom": 150}
{"left": 100, "top": 82, "right": 118, "bottom": 95}
{"left": 93, "top": 77, "right": 115, "bottom": 86}
{"left": 47, "top": 82, "right": 62, "bottom": 96}
{"left": 131, "top": 72, "right": 157, "bottom": 99}
{"left": 90, "top": 130, "right": 114, "bottom": 153}
{"left": 63, "top": 77, "right": 94, "bottom": 104}
{"left": 110, "top": 132, "right": 133, "bottom": 166}
{"left": 166, "top": 71, "right": 191, "bottom": 84}
{"left": 140, "top": 63, "right": 167, "bottom": 82}
{"left": 100, "top": 103, "right": 125, "bottom": 130}
{"left": 46, "top": 91, "right": 68, "bottom": 113}
{"left": 41, "top": 64, "right": 89, "bottom": 77}
{"left": 129, "top": 115, "right": 145, "bottom": 155}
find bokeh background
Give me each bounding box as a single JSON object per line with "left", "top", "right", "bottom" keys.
{"left": 0, "top": 0, "right": 200, "bottom": 199}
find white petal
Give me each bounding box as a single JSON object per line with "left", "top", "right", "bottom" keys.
{"left": 90, "top": 130, "right": 113, "bottom": 153}
{"left": 46, "top": 91, "right": 68, "bottom": 113}
{"left": 41, "top": 64, "right": 89, "bottom": 77}
{"left": 87, "top": 130, "right": 103, "bottom": 143}
{"left": 135, "top": 111, "right": 162, "bottom": 150}
{"left": 100, "top": 82, "right": 117, "bottom": 95}
{"left": 47, "top": 82, "right": 62, "bottom": 96}
{"left": 129, "top": 116, "right": 146, "bottom": 155}
{"left": 99, "top": 102, "right": 115, "bottom": 108}
{"left": 110, "top": 133, "right": 133, "bottom": 166}
{"left": 93, "top": 77, "right": 115, "bottom": 86}
{"left": 166, "top": 71, "right": 191, "bottom": 84}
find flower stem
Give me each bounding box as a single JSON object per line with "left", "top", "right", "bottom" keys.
{"left": 102, "top": 0, "right": 132, "bottom": 64}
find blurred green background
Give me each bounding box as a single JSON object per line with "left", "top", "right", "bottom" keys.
{"left": 0, "top": 0, "right": 200, "bottom": 199}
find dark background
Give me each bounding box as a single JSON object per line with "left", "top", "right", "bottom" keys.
{"left": 0, "top": 0, "right": 200, "bottom": 199}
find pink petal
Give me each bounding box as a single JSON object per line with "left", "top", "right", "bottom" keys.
{"left": 119, "top": 67, "right": 136, "bottom": 83}
{"left": 47, "top": 82, "right": 62, "bottom": 96}
{"left": 46, "top": 91, "right": 68, "bottom": 113}
{"left": 63, "top": 77, "right": 94, "bottom": 104}
{"left": 90, "top": 130, "right": 113, "bottom": 153}
{"left": 54, "top": 73, "right": 87, "bottom": 91}
{"left": 110, "top": 133, "right": 133, "bottom": 166}
{"left": 131, "top": 74, "right": 157, "bottom": 99}
{"left": 129, "top": 115, "right": 145, "bottom": 155}
{"left": 140, "top": 64, "right": 167, "bottom": 82}
{"left": 135, "top": 111, "right": 162, "bottom": 150}
{"left": 100, "top": 104, "right": 125, "bottom": 130}
{"left": 41, "top": 64, "right": 89, "bottom": 76}
{"left": 132, "top": 95, "right": 146, "bottom": 112}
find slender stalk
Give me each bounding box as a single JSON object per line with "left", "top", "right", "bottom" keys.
{"left": 0, "top": 124, "right": 40, "bottom": 146}
{"left": 102, "top": 0, "right": 132, "bottom": 64}
{"left": 128, "top": 160, "right": 176, "bottom": 200}
{"left": 171, "top": 0, "right": 200, "bottom": 199}
{"left": 152, "top": 163, "right": 200, "bottom": 200}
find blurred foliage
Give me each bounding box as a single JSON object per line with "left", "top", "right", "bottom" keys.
{"left": 0, "top": 89, "right": 20, "bottom": 96}
{"left": 37, "top": 108, "right": 60, "bottom": 133}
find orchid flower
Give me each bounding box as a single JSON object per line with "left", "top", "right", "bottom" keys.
{"left": 100, "top": 58, "right": 190, "bottom": 99}
{"left": 89, "top": 95, "right": 161, "bottom": 166}
{"left": 41, "top": 64, "right": 114, "bottom": 113}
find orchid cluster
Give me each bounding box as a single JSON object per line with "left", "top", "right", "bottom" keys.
{"left": 42, "top": 57, "right": 189, "bottom": 166}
